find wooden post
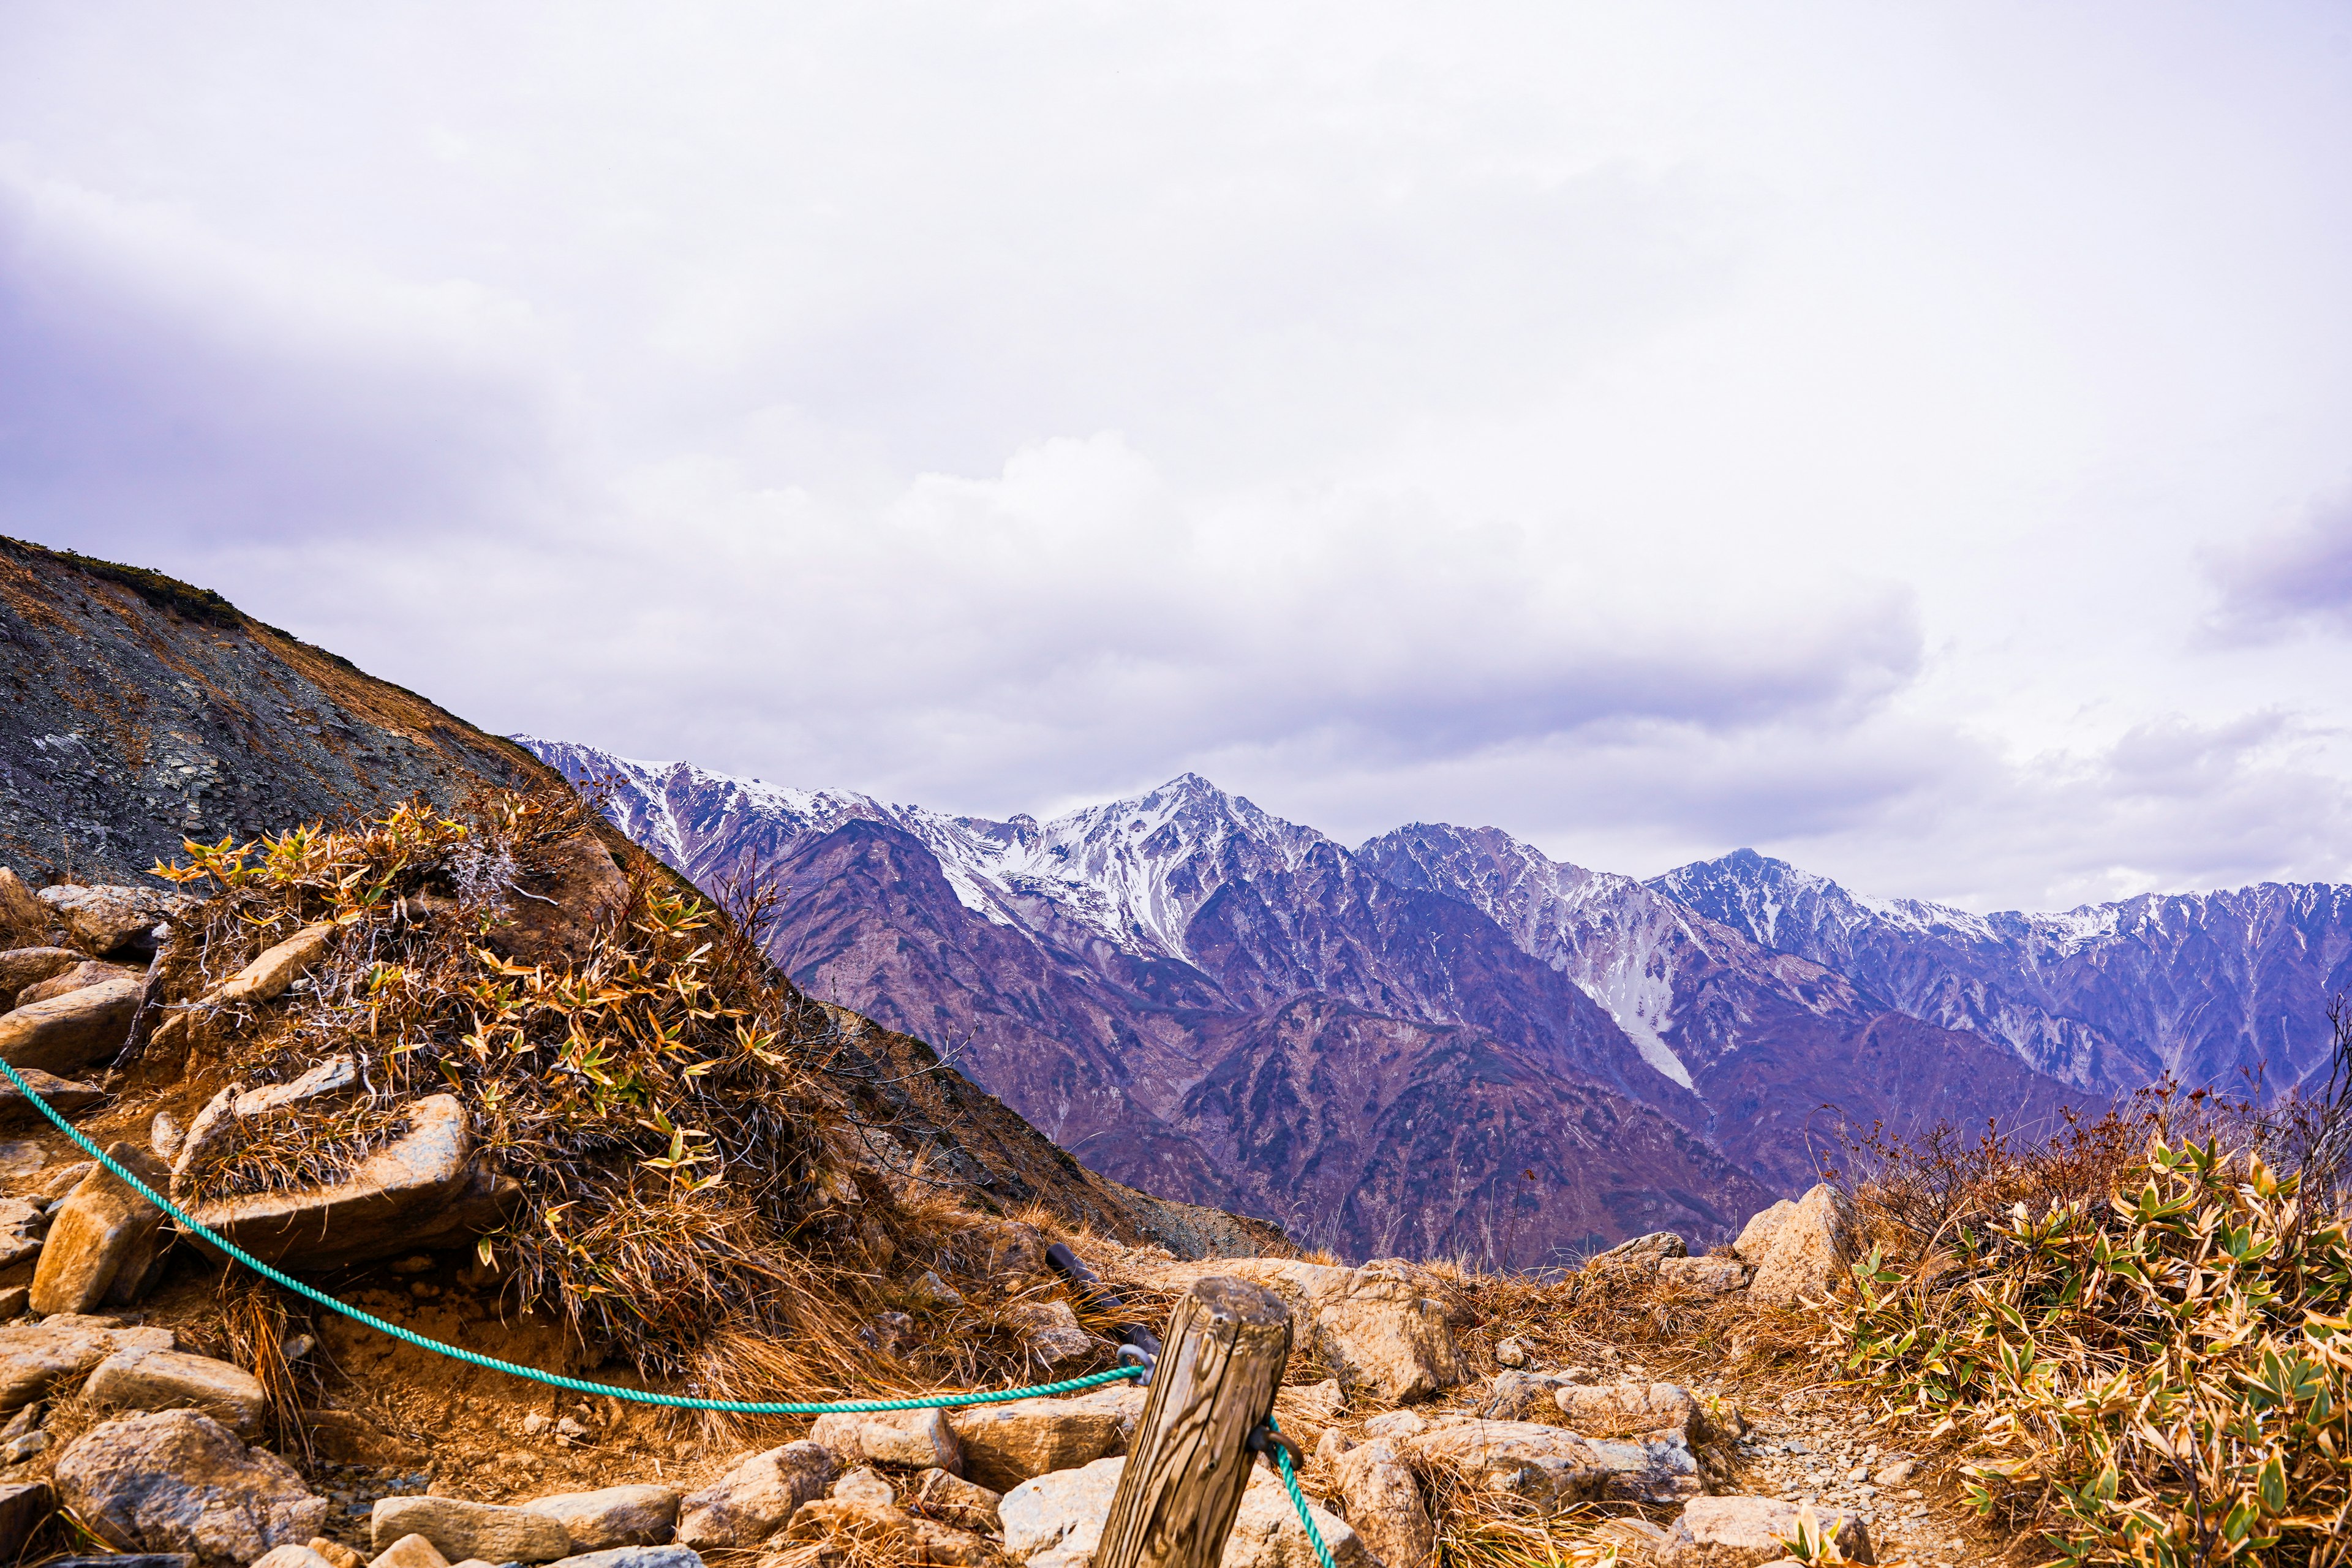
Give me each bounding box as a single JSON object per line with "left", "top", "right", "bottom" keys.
{"left": 1095, "top": 1275, "right": 1292, "bottom": 1568}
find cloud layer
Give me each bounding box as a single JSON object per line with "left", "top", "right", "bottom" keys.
{"left": 3, "top": 2, "right": 2350, "bottom": 911}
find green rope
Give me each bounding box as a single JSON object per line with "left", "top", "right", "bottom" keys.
{"left": 0, "top": 1054, "right": 1140, "bottom": 1414}
{"left": 1264, "top": 1415, "right": 1338, "bottom": 1568}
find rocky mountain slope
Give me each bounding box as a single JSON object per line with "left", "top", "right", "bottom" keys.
{"left": 525, "top": 745, "right": 1779, "bottom": 1259}
{"left": 1652, "top": 848, "right": 2352, "bottom": 1097}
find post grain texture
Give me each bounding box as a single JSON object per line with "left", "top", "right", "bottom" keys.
{"left": 1096, "top": 1275, "right": 1291, "bottom": 1568}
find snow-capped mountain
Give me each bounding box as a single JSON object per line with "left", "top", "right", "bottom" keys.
{"left": 1650, "top": 850, "right": 2352, "bottom": 1095}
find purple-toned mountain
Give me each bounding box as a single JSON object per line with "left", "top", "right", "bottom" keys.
{"left": 1649, "top": 850, "right": 2352, "bottom": 1096}
{"left": 522, "top": 741, "right": 1774, "bottom": 1259}
{"left": 1355, "top": 823, "right": 2079, "bottom": 1186}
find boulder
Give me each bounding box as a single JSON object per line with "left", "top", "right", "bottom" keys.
{"left": 0, "top": 1197, "right": 45, "bottom": 1274}
{"left": 1332, "top": 1438, "right": 1433, "bottom": 1568}
{"left": 84, "top": 1348, "right": 267, "bottom": 1436}
{"left": 830, "top": 1468, "right": 895, "bottom": 1507}
{"left": 0, "top": 948, "right": 84, "bottom": 1001}
{"left": 0, "top": 1066, "right": 104, "bottom": 1125}
{"left": 0, "top": 1478, "right": 50, "bottom": 1561}
{"left": 543, "top": 1551, "right": 704, "bottom": 1568}
{"left": 0, "top": 875, "right": 50, "bottom": 943}
{"left": 0, "top": 976, "right": 142, "bottom": 1074}
{"left": 807, "top": 1405, "right": 962, "bottom": 1472}
{"left": 1659, "top": 1256, "right": 1748, "bottom": 1294}
{"left": 1401, "top": 1420, "right": 1698, "bottom": 1509}
{"left": 0, "top": 1314, "right": 172, "bottom": 1409}
{"left": 1594, "top": 1232, "right": 1688, "bottom": 1267}
{"left": 53, "top": 1410, "right": 328, "bottom": 1567}
{"left": 780, "top": 1497, "right": 1003, "bottom": 1566}
{"left": 1003, "top": 1299, "right": 1104, "bottom": 1368}
{"left": 1480, "top": 1370, "right": 1575, "bottom": 1425}
{"left": 522, "top": 1486, "right": 681, "bottom": 1553}
{"left": 36, "top": 886, "right": 184, "bottom": 960}
{"left": 947, "top": 1385, "right": 1142, "bottom": 1492}
{"left": 1656, "top": 1497, "right": 1874, "bottom": 1567}
{"left": 1554, "top": 1381, "right": 1709, "bottom": 1443}
{"left": 488, "top": 835, "right": 630, "bottom": 968}
{"left": 673, "top": 1441, "right": 834, "bottom": 1548}
{"left": 17, "top": 960, "right": 140, "bottom": 1009}
{"left": 30, "top": 1142, "right": 171, "bottom": 1314}
{"left": 184, "top": 1094, "right": 475, "bottom": 1268}
{"left": 1740, "top": 1186, "right": 1857, "bottom": 1305}
{"left": 907, "top": 1468, "right": 1002, "bottom": 1535}
{"left": 1000, "top": 1457, "right": 1366, "bottom": 1568}
{"left": 369, "top": 1534, "right": 449, "bottom": 1568}
{"left": 1275, "top": 1259, "right": 1466, "bottom": 1403}
{"left": 371, "top": 1498, "right": 571, "bottom": 1564}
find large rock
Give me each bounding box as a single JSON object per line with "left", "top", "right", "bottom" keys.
{"left": 84, "top": 1348, "right": 267, "bottom": 1437}
{"left": 36, "top": 886, "right": 184, "bottom": 959}
{"left": 779, "top": 1498, "right": 1003, "bottom": 1566}
{"left": 206, "top": 924, "right": 336, "bottom": 1007}
{"left": 1659, "top": 1256, "right": 1748, "bottom": 1294}
{"left": 0, "top": 1065, "right": 105, "bottom": 1125}
{"left": 522, "top": 1487, "right": 681, "bottom": 1553}
{"left": 370, "top": 1498, "right": 571, "bottom": 1564}
{"left": 1332, "top": 1438, "right": 1432, "bottom": 1568}
{"left": 1738, "top": 1186, "right": 1857, "bottom": 1305}
{"left": 53, "top": 1410, "right": 329, "bottom": 1567}
{"left": 173, "top": 1057, "right": 359, "bottom": 1180}
{"left": 673, "top": 1441, "right": 834, "bottom": 1548}
{"left": 1000, "top": 1457, "right": 1366, "bottom": 1568}
{"left": 1656, "top": 1496, "right": 1874, "bottom": 1567}
{"left": 1303, "top": 1260, "right": 1468, "bottom": 1403}
{"left": 0, "top": 976, "right": 141, "bottom": 1074}
{"left": 1003, "top": 1299, "right": 1105, "bottom": 1369}
{"left": 184, "top": 1094, "right": 475, "bottom": 1268}
{"left": 1401, "top": 1420, "right": 1700, "bottom": 1508}
{"left": 948, "top": 1385, "right": 1142, "bottom": 1492}
{"left": 0, "top": 948, "right": 83, "bottom": 1000}
{"left": 30, "top": 1142, "right": 170, "bottom": 1314}
{"left": 1554, "top": 1381, "right": 1709, "bottom": 1443}
{"left": 489, "top": 835, "right": 630, "bottom": 968}
{"left": 807, "top": 1406, "right": 962, "bottom": 1473}
{"left": 18, "top": 960, "right": 143, "bottom": 1009}
{"left": 0, "top": 1314, "right": 172, "bottom": 1409}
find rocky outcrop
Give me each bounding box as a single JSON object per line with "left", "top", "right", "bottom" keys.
{"left": 184, "top": 1095, "right": 477, "bottom": 1268}
{"left": 53, "top": 1410, "right": 329, "bottom": 1567}
{"left": 1736, "top": 1185, "right": 1857, "bottom": 1305}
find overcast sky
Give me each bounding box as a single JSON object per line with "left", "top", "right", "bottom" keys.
{"left": 5, "top": 3, "right": 2350, "bottom": 911}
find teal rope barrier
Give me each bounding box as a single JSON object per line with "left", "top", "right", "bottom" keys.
{"left": 1264, "top": 1415, "right": 1338, "bottom": 1568}
{"left": 0, "top": 1054, "right": 1140, "bottom": 1414}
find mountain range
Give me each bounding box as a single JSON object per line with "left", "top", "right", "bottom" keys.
{"left": 519, "top": 741, "right": 2352, "bottom": 1263}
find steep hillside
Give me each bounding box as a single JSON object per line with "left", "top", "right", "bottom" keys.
{"left": 0, "top": 539, "right": 1234, "bottom": 1252}
{"left": 0, "top": 537, "right": 549, "bottom": 884}
{"left": 1359, "top": 823, "right": 2080, "bottom": 1186}
{"left": 1653, "top": 848, "right": 2352, "bottom": 1095}
{"left": 526, "top": 742, "right": 1777, "bottom": 1259}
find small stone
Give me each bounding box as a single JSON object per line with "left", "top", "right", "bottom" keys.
{"left": 309, "top": 1539, "right": 365, "bottom": 1568}
{"left": 1494, "top": 1336, "right": 1531, "bottom": 1367}
{"left": 283, "top": 1335, "right": 315, "bottom": 1363}
{"left": 554, "top": 1417, "right": 587, "bottom": 1441}
{"left": 1875, "top": 1458, "right": 1918, "bottom": 1486}
{"left": 1361, "top": 1411, "right": 1427, "bottom": 1438}
{"left": 1, "top": 1431, "right": 48, "bottom": 1461}
{"left": 523, "top": 1414, "right": 552, "bottom": 1435}
{"left": 673, "top": 1442, "right": 833, "bottom": 1549}
{"left": 829, "top": 1467, "right": 895, "bottom": 1507}
{"left": 368, "top": 1535, "right": 450, "bottom": 1568}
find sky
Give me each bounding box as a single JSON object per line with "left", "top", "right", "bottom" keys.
{"left": 4, "top": 2, "right": 2351, "bottom": 912}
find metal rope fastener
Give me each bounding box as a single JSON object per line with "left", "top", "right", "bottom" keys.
{"left": 0, "top": 1054, "right": 1140, "bottom": 1414}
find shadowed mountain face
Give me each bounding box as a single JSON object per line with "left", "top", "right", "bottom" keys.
{"left": 524, "top": 741, "right": 2104, "bottom": 1252}
{"left": 1651, "top": 849, "right": 2352, "bottom": 1097}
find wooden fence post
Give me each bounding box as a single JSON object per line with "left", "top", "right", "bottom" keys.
{"left": 1095, "top": 1275, "right": 1291, "bottom": 1568}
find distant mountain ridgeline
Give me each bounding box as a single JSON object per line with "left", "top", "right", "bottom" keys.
{"left": 519, "top": 740, "right": 2352, "bottom": 1262}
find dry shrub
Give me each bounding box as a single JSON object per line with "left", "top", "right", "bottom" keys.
{"left": 148, "top": 788, "right": 881, "bottom": 1390}
{"left": 1419, "top": 1464, "right": 1665, "bottom": 1568}
{"left": 1828, "top": 1012, "right": 2352, "bottom": 1566}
